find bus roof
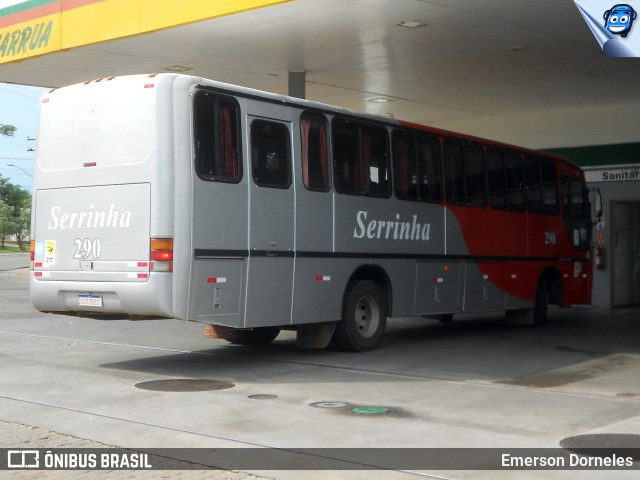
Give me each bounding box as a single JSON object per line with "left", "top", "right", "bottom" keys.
{"left": 62, "top": 73, "right": 581, "bottom": 171}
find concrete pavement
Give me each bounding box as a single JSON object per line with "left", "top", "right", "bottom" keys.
{"left": 1, "top": 256, "right": 639, "bottom": 479}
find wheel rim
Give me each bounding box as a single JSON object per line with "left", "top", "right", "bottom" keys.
{"left": 354, "top": 294, "right": 380, "bottom": 339}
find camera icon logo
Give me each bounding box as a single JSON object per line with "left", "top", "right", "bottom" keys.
{"left": 7, "top": 450, "right": 40, "bottom": 469}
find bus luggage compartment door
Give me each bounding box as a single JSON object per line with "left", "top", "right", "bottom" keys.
{"left": 191, "top": 259, "right": 244, "bottom": 325}
{"left": 462, "top": 261, "right": 507, "bottom": 312}
{"left": 414, "top": 261, "right": 461, "bottom": 314}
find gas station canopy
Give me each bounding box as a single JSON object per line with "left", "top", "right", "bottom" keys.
{"left": 2, "top": 0, "right": 640, "bottom": 149}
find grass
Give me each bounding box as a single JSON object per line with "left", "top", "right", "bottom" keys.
{"left": 0, "top": 244, "right": 27, "bottom": 254}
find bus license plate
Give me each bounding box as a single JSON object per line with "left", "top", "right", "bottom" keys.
{"left": 78, "top": 294, "right": 103, "bottom": 307}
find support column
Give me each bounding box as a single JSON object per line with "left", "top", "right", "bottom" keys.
{"left": 288, "top": 70, "right": 306, "bottom": 99}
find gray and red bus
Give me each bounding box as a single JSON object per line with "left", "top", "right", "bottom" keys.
{"left": 30, "top": 74, "right": 593, "bottom": 351}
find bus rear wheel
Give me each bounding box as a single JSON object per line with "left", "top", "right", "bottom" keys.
{"left": 227, "top": 327, "right": 281, "bottom": 346}
{"left": 533, "top": 277, "right": 549, "bottom": 325}
{"left": 334, "top": 280, "right": 387, "bottom": 352}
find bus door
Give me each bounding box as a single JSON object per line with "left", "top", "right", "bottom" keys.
{"left": 245, "top": 112, "right": 295, "bottom": 327}
{"left": 560, "top": 173, "right": 592, "bottom": 304}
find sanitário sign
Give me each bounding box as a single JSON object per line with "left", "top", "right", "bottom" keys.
{"left": 584, "top": 165, "right": 640, "bottom": 183}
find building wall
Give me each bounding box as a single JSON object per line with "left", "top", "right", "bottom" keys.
{"left": 583, "top": 165, "right": 640, "bottom": 307}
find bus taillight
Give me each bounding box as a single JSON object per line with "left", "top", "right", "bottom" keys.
{"left": 30, "top": 240, "right": 35, "bottom": 270}
{"left": 150, "top": 238, "right": 173, "bottom": 272}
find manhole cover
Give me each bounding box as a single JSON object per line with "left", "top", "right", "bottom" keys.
{"left": 310, "top": 401, "right": 349, "bottom": 409}
{"left": 249, "top": 394, "right": 278, "bottom": 400}
{"left": 351, "top": 406, "right": 392, "bottom": 416}
{"left": 135, "top": 379, "right": 235, "bottom": 392}
{"left": 561, "top": 434, "right": 640, "bottom": 461}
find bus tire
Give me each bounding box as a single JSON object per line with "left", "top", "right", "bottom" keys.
{"left": 533, "top": 276, "right": 549, "bottom": 325}
{"left": 334, "top": 280, "right": 387, "bottom": 352}
{"left": 227, "top": 327, "right": 281, "bottom": 346}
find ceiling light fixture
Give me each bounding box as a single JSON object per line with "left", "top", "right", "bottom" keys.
{"left": 369, "top": 97, "right": 392, "bottom": 103}
{"left": 164, "top": 65, "right": 194, "bottom": 72}
{"left": 399, "top": 20, "right": 426, "bottom": 28}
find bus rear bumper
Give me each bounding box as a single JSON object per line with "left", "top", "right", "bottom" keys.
{"left": 30, "top": 273, "right": 174, "bottom": 319}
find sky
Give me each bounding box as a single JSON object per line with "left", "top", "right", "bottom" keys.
{"left": 0, "top": 82, "right": 47, "bottom": 192}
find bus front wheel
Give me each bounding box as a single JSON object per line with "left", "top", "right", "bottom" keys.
{"left": 334, "top": 280, "right": 387, "bottom": 352}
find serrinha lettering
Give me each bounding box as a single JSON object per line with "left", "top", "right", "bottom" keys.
{"left": 354, "top": 210, "right": 431, "bottom": 241}
{"left": 48, "top": 204, "right": 132, "bottom": 230}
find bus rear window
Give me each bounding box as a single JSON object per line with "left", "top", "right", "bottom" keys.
{"left": 36, "top": 82, "right": 155, "bottom": 171}
{"left": 194, "top": 91, "right": 241, "bottom": 182}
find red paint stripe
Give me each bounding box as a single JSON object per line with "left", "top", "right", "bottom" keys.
{"left": 0, "top": 0, "right": 105, "bottom": 29}
{"left": 398, "top": 119, "right": 577, "bottom": 169}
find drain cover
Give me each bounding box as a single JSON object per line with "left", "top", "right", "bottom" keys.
{"left": 561, "top": 434, "right": 640, "bottom": 461}
{"left": 310, "top": 401, "right": 349, "bottom": 409}
{"left": 351, "top": 406, "right": 392, "bottom": 416}
{"left": 135, "top": 379, "right": 235, "bottom": 392}
{"left": 249, "top": 394, "right": 278, "bottom": 400}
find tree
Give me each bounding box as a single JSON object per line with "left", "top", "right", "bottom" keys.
{"left": 0, "top": 124, "right": 17, "bottom": 137}
{"left": 0, "top": 200, "right": 16, "bottom": 249}
{"left": 0, "top": 175, "right": 31, "bottom": 250}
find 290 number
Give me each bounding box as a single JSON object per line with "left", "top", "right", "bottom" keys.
{"left": 73, "top": 238, "right": 102, "bottom": 259}
{"left": 544, "top": 232, "right": 557, "bottom": 246}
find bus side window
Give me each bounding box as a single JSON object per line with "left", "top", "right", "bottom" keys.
{"left": 393, "top": 130, "right": 442, "bottom": 203}
{"left": 301, "top": 112, "right": 330, "bottom": 191}
{"left": 562, "top": 176, "right": 590, "bottom": 250}
{"left": 194, "top": 92, "right": 241, "bottom": 183}
{"left": 504, "top": 153, "right": 525, "bottom": 211}
{"left": 525, "top": 158, "right": 542, "bottom": 214}
{"left": 572, "top": 179, "right": 589, "bottom": 250}
{"left": 332, "top": 118, "right": 390, "bottom": 197}
{"left": 526, "top": 157, "right": 559, "bottom": 216}
{"left": 487, "top": 151, "right": 507, "bottom": 209}
{"left": 250, "top": 120, "right": 291, "bottom": 189}
{"left": 444, "top": 143, "right": 465, "bottom": 205}
{"left": 540, "top": 159, "right": 559, "bottom": 215}
{"left": 393, "top": 130, "right": 418, "bottom": 201}
{"left": 332, "top": 118, "right": 360, "bottom": 195}
{"left": 417, "top": 135, "right": 442, "bottom": 202}
{"left": 444, "top": 142, "right": 485, "bottom": 207}
{"left": 465, "top": 146, "right": 486, "bottom": 207}
{"left": 362, "top": 124, "right": 391, "bottom": 198}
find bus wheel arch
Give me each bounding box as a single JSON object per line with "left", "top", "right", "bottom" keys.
{"left": 333, "top": 266, "right": 391, "bottom": 352}
{"left": 346, "top": 265, "right": 393, "bottom": 313}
